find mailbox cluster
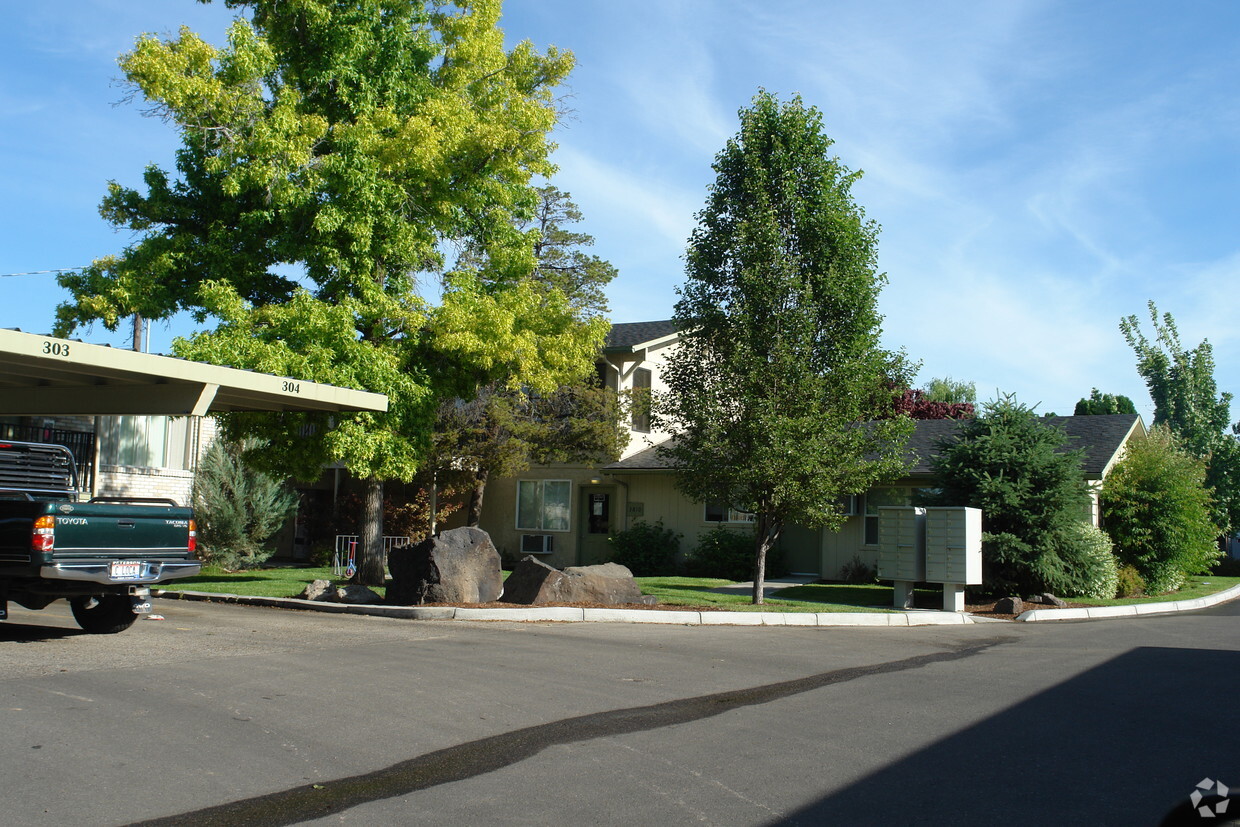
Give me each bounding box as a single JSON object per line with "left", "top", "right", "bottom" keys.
{"left": 877, "top": 506, "right": 982, "bottom": 611}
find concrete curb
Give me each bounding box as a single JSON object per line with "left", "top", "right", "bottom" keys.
{"left": 1016, "top": 582, "right": 1240, "bottom": 622}
{"left": 157, "top": 582, "right": 1240, "bottom": 626}
{"left": 155, "top": 590, "right": 975, "bottom": 626}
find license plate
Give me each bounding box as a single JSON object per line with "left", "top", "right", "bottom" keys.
{"left": 109, "top": 561, "right": 143, "bottom": 581}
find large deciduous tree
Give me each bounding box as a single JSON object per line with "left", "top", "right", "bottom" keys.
{"left": 658, "top": 91, "right": 914, "bottom": 604}
{"left": 1074, "top": 388, "right": 1138, "bottom": 416}
{"left": 54, "top": 1, "right": 593, "bottom": 585}
{"left": 1120, "top": 302, "right": 1240, "bottom": 537}
{"left": 435, "top": 185, "right": 623, "bottom": 525}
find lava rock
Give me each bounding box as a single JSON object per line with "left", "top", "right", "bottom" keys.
{"left": 501, "top": 556, "right": 644, "bottom": 605}
{"left": 387, "top": 526, "right": 503, "bottom": 605}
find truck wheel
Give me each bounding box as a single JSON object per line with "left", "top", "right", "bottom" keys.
{"left": 69, "top": 595, "right": 138, "bottom": 634}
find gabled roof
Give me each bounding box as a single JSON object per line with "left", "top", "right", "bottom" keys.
{"left": 604, "top": 320, "right": 679, "bottom": 353}
{"left": 605, "top": 414, "right": 1145, "bottom": 480}
{"left": 901, "top": 414, "right": 1144, "bottom": 477}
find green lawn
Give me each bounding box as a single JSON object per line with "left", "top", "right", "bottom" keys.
{"left": 160, "top": 566, "right": 382, "bottom": 599}
{"left": 634, "top": 576, "right": 892, "bottom": 613}
{"left": 1073, "top": 575, "right": 1240, "bottom": 607}
{"left": 158, "top": 567, "right": 1240, "bottom": 613}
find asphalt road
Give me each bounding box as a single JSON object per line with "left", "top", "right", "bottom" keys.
{"left": 2, "top": 597, "right": 1237, "bottom": 826}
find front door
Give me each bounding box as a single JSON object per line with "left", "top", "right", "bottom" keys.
{"left": 578, "top": 487, "right": 614, "bottom": 565}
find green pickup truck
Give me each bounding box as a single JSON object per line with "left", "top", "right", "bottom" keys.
{"left": 0, "top": 440, "right": 201, "bottom": 633}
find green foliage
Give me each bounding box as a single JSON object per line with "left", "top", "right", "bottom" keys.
{"left": 924, "top": 395, "right": 1093, "bottom": 594}
{"left": 684, "top": 525, "right": 785, "bottom": 581}
{"left": 1074, "top": 389, "right": 1138, "bottom": 416}
{"left": 54, "top": 1, "right": 583, "bottom": 585}
{"left": 839, "top": 555, "right": 877, "bottom": 585}
{"left": 1121, "top": 302, "right": 1239, "bottom": 535}
{"left": 1041, "top": 523, "right": 1119, "bottom": 599}
{"left": 924, "top": 376, "right": 977, "bottom": 405}
{"left": 192, "top": 435, "right": 298, "bottom": 570}
{"left": 1100, "top": 426, "right": 1221, "bottom": 595}
{"left": 1115, "top": 565, "right": 1146, "bottom": 598}
{"left": 435, "top": 187, "right": 623, "bottom": 525}
{"left": 658, "top": 91, "right": 914, "bottom": 602}
{"left": 607, "top": 520, "right": 681, "bottom": 576}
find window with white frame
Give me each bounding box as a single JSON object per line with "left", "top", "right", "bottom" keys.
{"left": 704, "top": 502, "right": 756, "bottom": 524}
{"left": 630, "top": 368, "right": 652, "bottom": 433}
{"left": 516, "top": 479, "right": 571, "bottom": 532}
{"left": 98, "top": 416, "right": 195, "bottom": 470}
{"left": 862, "top": 486, "right": 935, "bottom": 545}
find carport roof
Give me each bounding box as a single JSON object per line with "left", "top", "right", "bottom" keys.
{"left": 0, "top": 328, "right": 388, "bottom": 415}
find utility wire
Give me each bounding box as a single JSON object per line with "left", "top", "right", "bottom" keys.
{"left": 0, "top": 267, "right": 88, "bottom": 277}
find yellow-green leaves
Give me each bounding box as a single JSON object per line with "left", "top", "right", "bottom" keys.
{"left": 434, "top": 273, "right": 607, "bottom": 394}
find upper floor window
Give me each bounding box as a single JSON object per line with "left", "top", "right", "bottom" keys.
{"left": 630, "top": 368, "right": 652, "bottom": 433}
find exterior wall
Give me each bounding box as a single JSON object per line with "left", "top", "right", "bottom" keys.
{"left": 95, "top": 464, "right": 196, "bottom": 507}
{"left": 477, "top": 464, "right": 611, "bottom": 569}
{"left": 94, "top": 416, "right": 216, "bottom": 507}
{"left": 604, "top": 339, "right": 678, "bottom": 460}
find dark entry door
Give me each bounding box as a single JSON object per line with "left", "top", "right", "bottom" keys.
{"left": 578, "top": 488, "right": 614, "bottom": 565}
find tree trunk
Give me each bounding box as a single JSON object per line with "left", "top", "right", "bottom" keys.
{"left": 356, "top": 476, "right": 386, "bottom": 587}
{"left": 466, "top": 468, "right": 489, "bottom": 527}
{"left": 751, "top": 512, "right": 783, "bottom": 605}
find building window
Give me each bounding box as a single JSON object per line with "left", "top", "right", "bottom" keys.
{"left": 862, "top": 487, "right": 934, "bottom": 545}
{"left": 704, "top": 503, "right": 756, "bottom": 524}
{"left": 98, "top": 416, "right": 194, "bottom": 470}
{"left": 516, "top": 480, "right": 571, "bottom": 532}
{"left": 630, "top": 368, "right": 652, "bottom": 433}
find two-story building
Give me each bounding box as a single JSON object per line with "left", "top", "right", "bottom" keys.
{"left": 477, "top": 320, "right": 1147, "bottom": 579}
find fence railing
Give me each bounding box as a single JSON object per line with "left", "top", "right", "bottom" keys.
{"left": 332, "top": 534, "right": 414, "bottom": 576}
{"left": 0, "top": 424, "right": 95, "bottom": 493}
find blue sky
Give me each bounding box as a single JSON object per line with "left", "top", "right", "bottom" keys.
{"left": 4, "top": 1, "right": 1240, "bottom": 422}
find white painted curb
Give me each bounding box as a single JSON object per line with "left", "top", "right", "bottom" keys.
{"left": 157, "top": 581, "right": 1240, "bottom": 626}
{"left": 1016, "top": 583, "right": 1240, "bottom": 622}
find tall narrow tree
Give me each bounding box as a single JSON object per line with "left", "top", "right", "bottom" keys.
{"left": 658, "top": 91, "right": 914, "bottom": 604}
{"left": 1121, "top": 302, "right": 1240, "bottom": 536}
{"left": 54, "top": 1, "right": 590, "bottom": 585}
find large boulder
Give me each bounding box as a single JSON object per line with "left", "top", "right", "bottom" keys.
{"left": 387, "top": 526, "right": 503, "bottom": 605}
{"left": 502, "top": 556, "right": 645, "bottom": 606}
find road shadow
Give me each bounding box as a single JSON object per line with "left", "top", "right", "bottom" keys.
{"left": 0, "top": 620, "right": 82, "bottom": 642}
{"left": 776, "top": 646, "right": 1239, "bottom": 826}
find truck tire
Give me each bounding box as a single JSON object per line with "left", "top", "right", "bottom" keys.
{"left": 70, "top": 595, "right": 138, "bottom": 634}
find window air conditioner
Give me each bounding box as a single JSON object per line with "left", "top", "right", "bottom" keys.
{"left": 520, "top": 534, "right": 554, "bottom": 554}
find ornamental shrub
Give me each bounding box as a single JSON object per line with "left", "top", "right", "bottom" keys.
{"left": 192, "top": 436, "right": 299, "bottom": 570}
{"left": 684, "top": 525, "right": 786, "bottom": 581}
{"left": 1115, "top": 564, "right": 1146, "bottom": 598}
{"left": 1040, "top": 523, "right": 1119, "bottom": 599}
{"left": 608, "top": 520, "right": 681, "bottom": 576}
{"left": 1100, "top": 426, "right": 1220, "bottom": 594}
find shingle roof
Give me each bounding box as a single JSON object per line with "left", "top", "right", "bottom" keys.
{"left": 901, "top": 414, "right": 1142, "bottom": 477}
{"left": 605, "top": 320, "right": 678, "bottom": 351}
{"left": 605, "top": 414, "right": 1144, "bottom": 479}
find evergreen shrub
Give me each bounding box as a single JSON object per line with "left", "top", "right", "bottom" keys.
{"left": 608, "top": 520, "right": 681, "bottom": 576}
{"left": 684, "top": 525, "right": 786, "bottom": 581}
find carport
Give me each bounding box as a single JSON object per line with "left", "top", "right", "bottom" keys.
{"left": 0, "top": 328, "right": 387, "bottom": 415}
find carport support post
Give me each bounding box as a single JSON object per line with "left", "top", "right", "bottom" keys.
{"left": 893, "top": 580, "right": 915, "bottom": 609}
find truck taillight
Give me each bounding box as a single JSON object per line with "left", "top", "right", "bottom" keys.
{"left": 188, "top": 519, "right": 197, "bottom": 554}
{"left": 32, "top": 515, "right": 55, "bottom": 552}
